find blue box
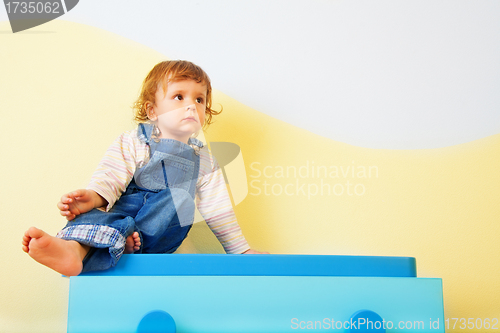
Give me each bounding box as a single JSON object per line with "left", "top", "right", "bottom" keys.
{"left": 68, "top": 254, "right": 444, "bottom": 332}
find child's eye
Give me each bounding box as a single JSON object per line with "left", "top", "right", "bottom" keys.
{"left": 196, "top": 97, "right": 204, "bottom": 104}
{"left": 174, "top": 94, "right": 183, "bottom": 101}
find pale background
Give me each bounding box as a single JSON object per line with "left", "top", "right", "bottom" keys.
{"left": 0, "top": 1, "right": 499, "bottom": 332}
{"left": 2, "top": 0, "right": 497, "bottom": 150}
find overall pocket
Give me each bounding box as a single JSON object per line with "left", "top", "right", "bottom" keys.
{"left": 148, "top": 151, "right": 195, "bottom": 192}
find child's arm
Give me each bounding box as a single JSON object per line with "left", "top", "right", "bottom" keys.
{"left": 86, "top": 129, "right": 148, "bottom": 211}
{"left": 57, "top": 189, "right": 108, "bottom": 221}
{"left": 242, "top": 249, "right": 269, "bottom": 254}
{"left": 196, "top": 148, "right": 268, "bottom": 254}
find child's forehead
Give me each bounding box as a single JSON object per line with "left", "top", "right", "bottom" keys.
{"left": 158, "top": 78, "right": 207, "bottom": 94}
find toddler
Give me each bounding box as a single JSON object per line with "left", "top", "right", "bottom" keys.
{"left": 22, "top": 60, "right": 264, "bottom": 276}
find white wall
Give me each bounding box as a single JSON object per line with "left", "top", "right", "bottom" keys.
{"left": 5, "top": 0, "right": 493, "bottom": 149}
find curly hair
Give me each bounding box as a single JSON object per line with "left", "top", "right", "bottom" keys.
{"left": 132, "top": 60, "right": 221, "bottom": 127}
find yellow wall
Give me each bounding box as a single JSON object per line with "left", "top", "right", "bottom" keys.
{"left": 1, "top": 20, "right": 498, "bottom": 332}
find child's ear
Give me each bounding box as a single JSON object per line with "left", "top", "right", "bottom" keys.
{"left": 146, "top": 103, "right": 157, "bottom": 121}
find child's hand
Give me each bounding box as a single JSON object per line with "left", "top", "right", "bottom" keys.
{"left": 242, "top": 249, "right": 269, "bottom": 254}
{"left": 57, "top": 189, "right": 107, "bottom": 221}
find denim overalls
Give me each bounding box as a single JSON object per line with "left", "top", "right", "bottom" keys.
{"left": 57, "top": 123, "right": 203, "bottom": 272}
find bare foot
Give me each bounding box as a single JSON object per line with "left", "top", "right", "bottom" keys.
{"left": 22, "top": 227, "right": 89, "bottom": 276}
{"left": 124, "top": 232, "right": 141, "bottom": 254}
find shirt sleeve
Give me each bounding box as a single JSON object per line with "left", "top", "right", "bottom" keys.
{"left": 87, "top": 129, "right": 149, "bottom": 211}
{"left": 196, "top": 147, "right": 251, "bottom": 254}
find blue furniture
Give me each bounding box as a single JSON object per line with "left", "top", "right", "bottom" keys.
{"left": 68, "top": 254, "right": 444, "bottom": 332}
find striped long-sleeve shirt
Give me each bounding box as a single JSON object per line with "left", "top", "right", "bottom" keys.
{"left": 87, "top": 128, "right": 250, "bottom": 254}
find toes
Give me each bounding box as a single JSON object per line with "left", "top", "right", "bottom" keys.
{"left": 22, "top": 233, "right": 30, "bottom": 244}
{"left": 124, "top": 232, "right": 141, "bottom": 254}
{"left": 133, "top": 232, "right": 141, "bottom": 246}
{"left": 22, "top": 228, "right": 36, "bottom": 251}
{"left": 27, "top": 227, "right": 44, "bottom": 239}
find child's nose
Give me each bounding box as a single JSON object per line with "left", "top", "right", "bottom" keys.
{"left": 185, "top": 104, "right": 196, "bottom": 113}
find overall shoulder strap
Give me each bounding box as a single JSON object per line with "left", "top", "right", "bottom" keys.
{"left": 137, "top": 123, "right": 154, "bottom": 145}
{"left": 188, "top": 137, "right": 204, "bottom": 148}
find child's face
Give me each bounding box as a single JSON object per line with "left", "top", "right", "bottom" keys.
{"left": 149, "top": 79, "right": 207, "bottom": 142}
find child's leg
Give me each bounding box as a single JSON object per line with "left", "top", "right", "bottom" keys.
{"left": 22, "top": 227, "right": 90, "bottom": 276}
{"left": 134, "top": 188, "right": 193, "bottom": 254}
